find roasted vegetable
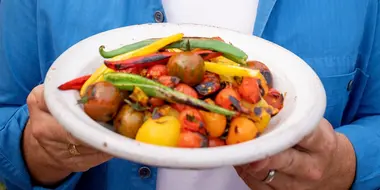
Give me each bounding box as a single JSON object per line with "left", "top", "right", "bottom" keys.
{"left": 146, "top": 64, "right": 169, "bottom": 80}
{"left": 157, "top": 75, "right": 180, "bottom": 88}
{"left": 103, "top": 72, "right": 237, "bottom": 116}
{"left": 263, "top": 88, "right": 284, "bottom": 110}
{"left": 167, "top": 51, "right": 205, "bottom": 86}
{"left": 58, "top": 74, "right": 91, "bottom": 90}
{"left": 177, "top": 131, "right": 208, "bottom": 148}
{"left": 226, "top": 117, "right": 258, "bottom": 145}
{"left": 247, "top": 61, "right": 273, "bottom": 88}
{"left": 113, "top": 105, "right": 145, "bottom": 138}
{"left": 172, "top": 83, "right": 198, "bottom": 112}
{"left": 104, "top": 52, "right": 175, "bottom": 71}
{"left": 167, "top": 39, "right": 248, "bottom": 64}
{"left": 199, "top": 110, "right": 227, "bottom": 138}
{"left": 135, "top": 116, "right": 181, "bottom": 147}
{"left": 179, "top": 108, "right": 204, "bottom": 132}
{"left": 80, "top": 33, "right": 184, "bottom": 96}
{"left": 215, "top": 86, "right": 241, "bottom": 110}
{"left": 238, "top": 77, "right": 261, "bottom": 104}
{"left": 195, "top": 72, "right": 221, "bottom": 96}
{"left": 208, "top": 137, "right": 226, "bottom": 147}
{"left": 80, "top": 81, "right": 123, "bottom": 122}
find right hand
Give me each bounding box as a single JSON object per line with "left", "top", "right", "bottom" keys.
{"left": 23, "top": 85, "right": 113, "bottom": 186}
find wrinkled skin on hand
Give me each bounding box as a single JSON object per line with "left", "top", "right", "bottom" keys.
{"left": 235, "top": 119, "right": 356, "bottom": 190}
{"left": 23, "top": 85, "right": 112, "bottom": 186}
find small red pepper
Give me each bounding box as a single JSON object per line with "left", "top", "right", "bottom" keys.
{"left": 212, "top": 36, "right": 225, "bottom": 42}
{"left": 104, "top": 52, "right": 177, "bottom": 70}
{"left": 58, "top": 74, "right": 91, "bottom": 90}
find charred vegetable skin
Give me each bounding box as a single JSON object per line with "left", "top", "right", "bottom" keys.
{"left": 59, "top": 33, "right": 286, "bottom": 149}
{"left": 103, "top": 72, "right": 236, "bottom": 116}
{"left": 100, "top": 37, "right": 248, "bottom": 65}
{"left": 80, "top": 81, "right": 123, "bottom": 122}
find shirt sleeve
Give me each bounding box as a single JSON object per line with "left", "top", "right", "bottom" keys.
{"left": 0, "top": 0, "right": 82, "bottom": 189}
{"left": 335, "top": 4, "right": 380, "bottom": 190}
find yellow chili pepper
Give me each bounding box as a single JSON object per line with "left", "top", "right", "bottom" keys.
{"left": 79, "top": 33, "right": 184, "bottom": 96}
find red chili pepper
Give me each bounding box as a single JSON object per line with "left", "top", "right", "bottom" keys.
{"left": 202, "top": 52, "right": 223, "bottom": 61}
{"left": 191, "top": 49, "right": 214, "bottom": 55}
{"left": 104, "top": 52, "right": 177, "bottom": 70}
{"left": 58, "top": 74, "right": 91, "bottom": 90}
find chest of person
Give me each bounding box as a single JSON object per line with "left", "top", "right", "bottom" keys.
{"left": 36, "top": 0, "right": 372, "bottom": 128}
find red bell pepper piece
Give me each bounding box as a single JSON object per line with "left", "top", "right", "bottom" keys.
{"left": 58, "top": 74, "right": 91, "bottom": 90}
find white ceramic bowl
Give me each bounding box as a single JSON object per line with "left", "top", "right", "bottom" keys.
{"left": 44, "top": 23, "right": 326, "bottom": 169}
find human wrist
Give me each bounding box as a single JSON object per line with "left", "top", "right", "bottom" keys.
{"left": 22, "top": 120, "right": 72, "bottom": 187}
{"left": 333, "top": 133, "right": 356, "bottom": 189}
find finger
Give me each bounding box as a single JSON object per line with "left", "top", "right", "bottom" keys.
{"left": 259, "top": 148, "right": 315, "bottom": 178}
{"left": 31, "top": 110, "right": 82, "bottom": 145}
{"left": 27, "top": 85, "right": 50, "bottom": 113}
{"left": 68, "top": 152, "right": 113, "bottom": 172}
{"left": 249, "top": 169, "right": 297, "bottom": 190}
{"left": 40, "top": 140, "right": 100, "bottom": 156}
{"left": 236, "top": 166, "right": 274, "bottom": 190}
{"left": 297, "top": 119, "right": 336, "bottom": 153}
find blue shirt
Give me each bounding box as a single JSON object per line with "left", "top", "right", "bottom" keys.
{"left": 1, "top": 0, "right": 379, "bottom": 189}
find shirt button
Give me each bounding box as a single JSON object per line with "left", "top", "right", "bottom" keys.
{"left": 138, "top": 166, "right": 151, "bottom": 179}
{"left": 347, "top": 80, "right": 354, "bottom": 91}
{"left": 154, "top": 11, "right": 164, "bottom": 23}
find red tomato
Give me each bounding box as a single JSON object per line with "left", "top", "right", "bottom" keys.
{"left": 146, "top": 65, "right": 168, "bottom": 79}
{"left": 172, "top": 83, "right": 198, "bottom": 112}
{"left": 215, "top": 87, "right": 241, "bottom": 110}
{"left": 177, "top": 131, "right": 208, "bottom": 148}
{"left": 263, "top": 88, "right": 284, "bottom": 110}
{"left": 179, "top": 108, "right": 204, "bottom": 132}
{"left": 238, "top": 77, "right": 261, "bottom": 104}
{"left": 208, "top": 137, "right": 226, "bottom": 147}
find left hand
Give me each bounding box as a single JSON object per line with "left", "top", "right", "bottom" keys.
{"left": 235, "top": 118, "right": 356, "bottom": 190}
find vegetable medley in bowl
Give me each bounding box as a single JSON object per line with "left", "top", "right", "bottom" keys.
{"left": 58, "top": 33, "right": 284, "bottom": 148}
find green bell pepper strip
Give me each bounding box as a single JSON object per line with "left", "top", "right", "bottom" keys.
{"left": 99, "top": 38, "right": 247, "bottom": 65}
{"left": 103, "top": 72, "right": 237, "bottom": 116}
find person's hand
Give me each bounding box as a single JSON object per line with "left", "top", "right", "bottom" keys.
{"left": 23, "top": 85, "right": 113, "bottom": 186}
{"left": 235, "top": 119, "right": 356, "bottom": 190}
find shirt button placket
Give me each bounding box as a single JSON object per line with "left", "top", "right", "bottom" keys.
{"left": 154, "top": 10, "right": 164, "bottom": 23}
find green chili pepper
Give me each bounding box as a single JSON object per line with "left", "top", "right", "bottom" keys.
{"left": 103, "top": 72, "right": 237, "bottom": 116}
{"left": 167, "top": 39, "right": 248, "bottom": 65}
{"left": 99, "top": 37, "right": 248, "bottom": 64}
{"left": 99, "top": 39, "right": 155, "bottom": 58}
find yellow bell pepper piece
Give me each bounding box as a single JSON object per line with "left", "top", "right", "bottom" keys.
{"left": 204, "top": 61, "right": 261, "bottom": 78}
{"left": 79, "top": 33, "right": 184, "bottom": 96}
{"left": 210, "top": 56, "right": 239, "bottom": 66}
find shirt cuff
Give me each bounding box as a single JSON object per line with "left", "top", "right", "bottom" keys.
{"left": 33, "top": 173, "right": 82, "bottom": 190}
{"left": 335, "top": 116, "right": 380, "bottom": 190}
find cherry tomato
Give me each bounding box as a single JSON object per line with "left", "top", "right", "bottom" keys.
{"left": 226, "top": 117, "right": 258, "bottom": 145}
{"left": 148, "top": 97, "right": 165, "bottom": 107}
{"left": 238, "top": 77, "right": 261, "bottom": 104}
{"left": 167, "top": 52, "right": 205, "bottom": 86}
{"left": 157, "top": 75, "right": 180, "bottom": 88}
{"left": 82, "top": 81, "right": 123, "bottom": 122}
{"left": 179, "top": 108, "right": 204, "bottom": 132}
{"left": 199, "top": 110, "right": 226, "bottom": 138}
{"left": 172, "top": 83, "right": 198, "bottom": 112}
{"left": 247, "top": 60, "right": 273, "bottom": 88}
{"left": 263, "top": 88, "right": 284, "bottom": 110}
{"left": 215, "top": 87, "right": 241, "bottom": 110}
{"left": 177, "top": 131, "right": 208, "bottom": 148}
{"left": 146, "top": 65, "right": 168, "bottom": 80}
{"left": 208, "top": 137, "right": 226, "bottom": 147}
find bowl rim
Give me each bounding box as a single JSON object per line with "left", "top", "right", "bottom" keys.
{"left": 44, "top": 23, "right": 326, "bottom": 168}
